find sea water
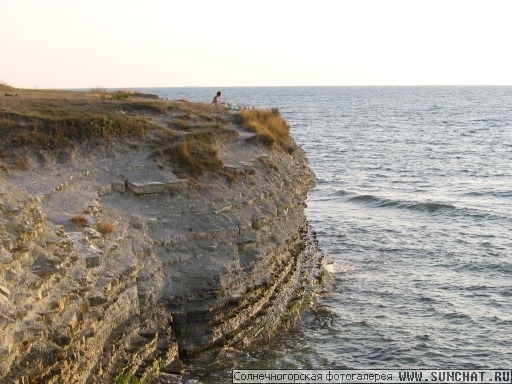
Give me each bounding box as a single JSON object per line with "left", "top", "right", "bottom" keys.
{"left": 139, "top": 86, "right": 512, "bottom": 382}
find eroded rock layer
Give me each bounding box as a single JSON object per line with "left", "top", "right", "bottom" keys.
{"left": 0, "top": 111, "right": 327, "bottom": 383}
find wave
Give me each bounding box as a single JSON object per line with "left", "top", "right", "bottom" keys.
{"left": 465, "top": 190, "right": 512, "bottom": 198}
{"left": 329, "top": 190, "right": 509, "bottom": 221}
{"left": 345, "top": 193, "right": 456, "bottom": 213}
{"left": 331, "top": 189, "right": 352, "bottom": 197}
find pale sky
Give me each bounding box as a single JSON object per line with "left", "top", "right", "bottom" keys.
{"left": 1, "top": 0, "right": 511, "bottom": 88}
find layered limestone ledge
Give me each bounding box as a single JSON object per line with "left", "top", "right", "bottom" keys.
{"left": 0, "top": 107, "right": 329, "bottom": 383}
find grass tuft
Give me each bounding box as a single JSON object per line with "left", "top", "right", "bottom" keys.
{"left": 172, "top": 118, "right": 192, "bottom": 131}
{"left": 153, "top": 103, "right": 239, "bottom": 178}
{"left": 169, "top": 134, "right": 223, "bottom": 177}
{"left": 97, "top": 221, "right": 115, "bottom": 234}
{"left": 71, "top": 214, "right": 87, "bottom": 229}
{"left": 239, "top": 107, "right": 291, "bottom": 149}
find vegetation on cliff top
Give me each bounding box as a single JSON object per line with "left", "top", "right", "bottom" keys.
{"left": 239, "top": 107, "right": 295, "bottom": 153}
{"left": 0, "top": 82, "right": 15, "bottom": 92}
{"left": 0, "top": 85, "right": 294, "bottom": 177}
{"left": 0, "top": 88, "right": 162, "bottom": 151}
{"left": 152, "top": 130, "right": 225, "bottom": 178}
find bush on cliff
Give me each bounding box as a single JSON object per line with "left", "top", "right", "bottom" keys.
{"left": 239, "top": 107, "right": 293, "bottom": 151}
{"left": 153, "top": 131, "right": 223, "bottom": 177}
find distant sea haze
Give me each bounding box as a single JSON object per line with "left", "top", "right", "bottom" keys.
{"left": 143, "top": 86, "right": 512, "bottom": 382}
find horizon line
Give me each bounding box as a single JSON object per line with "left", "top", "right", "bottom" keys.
{"left": 61, "top": 84, "right": 512, "bottom": 90}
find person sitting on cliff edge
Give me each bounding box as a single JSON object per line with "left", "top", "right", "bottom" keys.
{"left": 211, "top": 91, "right": 222, "bottom": 106}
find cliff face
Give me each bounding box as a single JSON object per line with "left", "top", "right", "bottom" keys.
{"left": 0, "top": 101, "right": 328, "bottom": 383}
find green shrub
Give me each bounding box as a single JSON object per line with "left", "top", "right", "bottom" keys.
{"left": 112, "top": 92, "right": 130, "bottom": 100}
{"left": 114, "top": 373, "right": 139, "bottom": 384}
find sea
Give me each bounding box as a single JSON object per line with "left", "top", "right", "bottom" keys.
{"left": 137, "top": 86, "right": 512, "bottom": 382}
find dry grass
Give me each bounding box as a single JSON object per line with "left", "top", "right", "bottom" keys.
{"left": 153, "top": 131, "right": 223, "bottom": 177}
{"left": 1, "top": 82, "right": 15, "bottom": 92}
{"left": 239, "top": 108, "right": 293, "bottom": 150}
{"left": 172, "top": 118, "right": 192, "bottom": 131}
{"left": 197, "top": 113, "right": 221, "bottom": 123}
{"left": 1, "top": 86, "right": 295, "bottom": 180}
{"left": 0, "top": 87, "right": 166, "bottom": 153}
{"left": 151, "top": 101, "right": 240, "bottom": 178}
{"left": 12, "top": 155, "right": 29, "bottom": 171}
{"left": 174, "top": 136, "right": 223, "bottom": 176}
{"left": 154, "top": 105, "right": 294, "bottom": 178}
{"left": 71, "top": 214, "right": 88, "bottom": 229}
{"left": 4, "top": 114, "right": 152, "bottom": 149}
{"left": 167, "top": 100, "right": 220, "bottom": 115}
{"left": 97, "top": 221, "right": 115, "bottom": 234}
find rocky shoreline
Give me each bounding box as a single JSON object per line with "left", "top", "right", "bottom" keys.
{"left": 0, "top": 94, "right": 329, "bottom": 383}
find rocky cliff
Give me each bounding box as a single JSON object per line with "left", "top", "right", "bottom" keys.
{"left": 0, "top": 91, "right": 328, "bottom": 383}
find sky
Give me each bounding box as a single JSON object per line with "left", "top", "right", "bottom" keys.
{"left": 1, "top": 0, "right": 512, "bottom": 89}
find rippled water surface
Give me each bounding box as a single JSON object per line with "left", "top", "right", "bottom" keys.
{"left": 144, "top": 86, "right": 512, "bottom": 382}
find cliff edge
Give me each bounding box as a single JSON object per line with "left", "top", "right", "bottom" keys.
{"left": 0, "top": 89, "right": 329, "bottom": 383}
